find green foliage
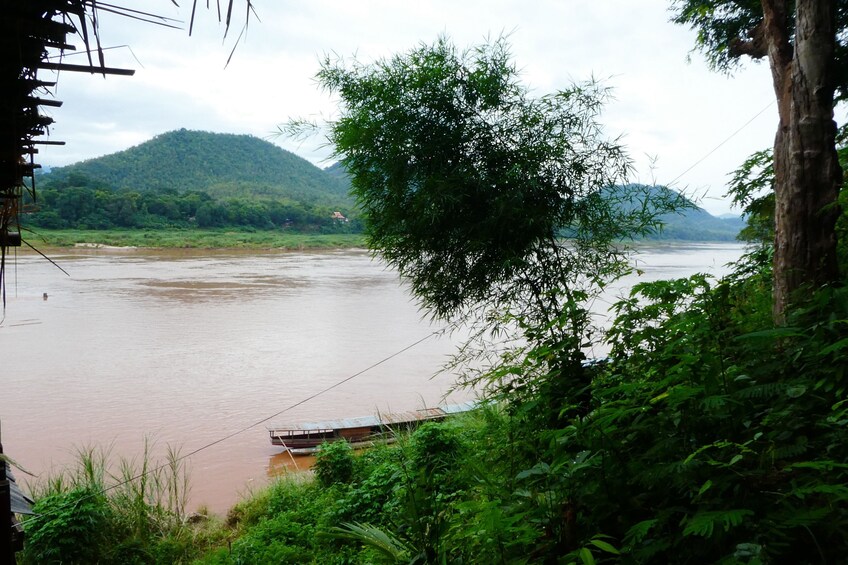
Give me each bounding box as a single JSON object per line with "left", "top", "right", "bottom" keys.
{"left": 669, "top": 0, "right": 771, "bottom": 72}
{"left": 227, "top": 512, "right": 316, "bottom": 563}
{"left": 391, "top": 422, "right": 466, "bottom": 562}
{"left": 552, "top": 257, "right": 848, "bottom": 562}
{"left": 305, "top": 48, "right": 692, "bottom": 526}
{"left": 329, "top": 521, "right": 413, "bottom": 563}
{"left": 331, "top": 450, "right": 402, "bottom": 526}
{"left": 669, "top": 1, "right": 848, "bottom": 102}
{"left": 24, "top": 486, "right": 112, "bottom": 564}
{"left": 392, "top": 249, "right": 847, "bottom": 563}
{"left": 25, "top": 181, "right": 361, "bottom": 233}
{"left": 726, "top": 148, "right": 775, "bottom": 244}
{"left": 309, "top": 36, "right": 684, "bottom": 322}
{"left": 407, "top": 421, "right": 462, "bottom": 477}
{"left": 206, "top": 466, "right": 391, "bottom": 564}
{"left": 314, "top": 441, "right": 356, "bottom": 487}
{"left": 726, "top": 123, "right": 848, "bottom": 270}
{"left": 20, "top": 443, "right": 211, "bottom": 565}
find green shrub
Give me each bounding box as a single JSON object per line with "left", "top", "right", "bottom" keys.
{"left": 22, "top": 486, "right": 112, "bottom": 564}
{"left": 408, "top": 422, "right": 462, "bottom": 477}
{"left": 229, "top": 513, "right": 316, "bottom": 563}
{"left": 314, "top": 441, "right": 356, "bottom": 487}
{"left": 332, "top": 460, "right": 402, "bottom": 526}
{"left": 20, "top": 443, "right": 202, "bottom": 564}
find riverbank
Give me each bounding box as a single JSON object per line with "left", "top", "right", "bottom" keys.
{"left": 17, "top": 228, "right": 746, "bottom": 251}
{"left": 20, "top": 228, "right": 366, "bottom": 249}
{"left": 18, "top": 411, "right": 487, "bottom": 564}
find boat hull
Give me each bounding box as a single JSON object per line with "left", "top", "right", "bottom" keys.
{"left": 268, "top": 402, "right": 477, "bottom": 452}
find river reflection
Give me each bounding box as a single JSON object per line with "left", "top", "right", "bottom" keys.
{"left": 267, "top": 452, "right": 317, "bottom": 477}
{"left": 0, "top": 243, "right": 745, "bottom": 514}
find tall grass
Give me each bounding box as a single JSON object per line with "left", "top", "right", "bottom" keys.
{"left": 20, "top": 440, "right": 221, "bottom": 564}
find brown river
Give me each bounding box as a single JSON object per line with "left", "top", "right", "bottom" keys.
{"left": 0, "top": 243, "right": 745, "bottom": 514}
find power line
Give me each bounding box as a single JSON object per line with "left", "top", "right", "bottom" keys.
{"left": 14, "top": 329, "right": 441, "bottom": 529}
{"left": 176, "top": 329, "right": 441, "bottom": 461}
{"left": 667, "top": 100, "right": 775, "bottom": 187}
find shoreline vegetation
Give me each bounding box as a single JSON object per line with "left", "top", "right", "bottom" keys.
{"left": 20, "top": 229, "right": 367, "bottom": 250}
{"left": 19, "top": 416, "right": 484, "bottom": 564}
{"left": 20, "top": 228, "right": 746, "bottom": 252}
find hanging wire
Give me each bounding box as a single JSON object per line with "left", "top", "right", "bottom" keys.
{"left": 14, "top": 329, "right": 441, "bottom": 530}
{"left": 667, "top": 100, "right": 776, "bottom": 187}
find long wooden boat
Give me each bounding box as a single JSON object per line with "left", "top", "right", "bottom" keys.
{"left": 268, "top": 401, "right": 476, "bottom": 454}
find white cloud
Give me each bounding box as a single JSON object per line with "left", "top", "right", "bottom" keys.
{"left": 35, "top": 0, "right": 796, "bottom": 215}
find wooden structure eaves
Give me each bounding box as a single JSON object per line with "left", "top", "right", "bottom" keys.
{"left": 0, "top": 0, "right": 134, "bottom": 293}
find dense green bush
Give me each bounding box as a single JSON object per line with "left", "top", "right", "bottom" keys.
{"left": 23, "top": 486, "right": 112, "bottom": 564}
{"left": 314, "top": 441, "right": 357, "bottom": 487}
{"left": 467, "top": 252, "right": 848, "bottom": 563}
{"left": 332, "top": 458, "right": 401, "bottom": 526}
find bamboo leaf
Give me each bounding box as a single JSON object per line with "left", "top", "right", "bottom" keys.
{"left": 578, "top": 547, "right": 596, "bottom": 565}
{"left": 589, "top": 538, "right": 620, "bottom": 555}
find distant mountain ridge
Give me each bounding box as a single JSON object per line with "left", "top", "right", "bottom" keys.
{"left": 43, "top": 129, "right": 353, "bottom": 206}
{"left": 607, "top": 184, "right": 745, "bottom": 242}
{"left": 41, "top": 132, "right": 742, "bottom": 241}
{"left": 656, "top": 204, "right": 745, "bottom": 241}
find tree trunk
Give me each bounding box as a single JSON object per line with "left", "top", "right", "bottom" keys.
{"left": 765, "top": 0, "right": 842, "bottom": 322}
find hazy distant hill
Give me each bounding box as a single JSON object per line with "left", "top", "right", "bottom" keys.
{"left": 657, "top": 204, "right": 745, "bottom": 241}
{"left": 321, "top": 166, "right": 744, "bottom": 242}
{"left": 651, "top": 188, "right": 744, "bottom": 242}
{"left": 323, "top": 161, "right": 348, "bottom": 180}
{"left": 43, "top": 129, "right": 353, "bottom": 206}
{"left": 599, "top": 184, "right": 744, "bottom": 242}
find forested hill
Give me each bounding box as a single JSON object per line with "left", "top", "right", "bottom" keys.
{"left": 28, "top": 130, "right": 360, "bottom": 232}
{"left": 43, "top": 129, "right": 352, "bottom": 205}
{"left": 657, "top": 202, "right": 745, "bottom": 241}
{"left": 323, "top": 161, "right": 350, "bottom": 182}
{"left": 603, "top": 184, "right": 745, "bottom": 242}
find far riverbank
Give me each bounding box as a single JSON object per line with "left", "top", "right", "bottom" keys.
{"left": 19, "top": 228, "right": 746, "bottom": 252}
{"left": 20, "top": 228, "right": 367, "bottom": 250}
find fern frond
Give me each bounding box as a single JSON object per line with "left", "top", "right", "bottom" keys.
{"left": 735, "top": 382, "right": 783, "bottom": 399}
{"left": 682, "top": 509, "right": 753, "bottom": 538}
{"left": 328, "top": 521, "right": 413, "bottom": 561}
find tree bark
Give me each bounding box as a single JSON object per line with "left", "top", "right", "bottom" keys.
{"left": 764, "top": 0, "right": 842, "bottom": 322}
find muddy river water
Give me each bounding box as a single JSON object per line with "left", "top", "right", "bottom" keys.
{"left": 0, "top": 243, "right": 745, "bottom": 513}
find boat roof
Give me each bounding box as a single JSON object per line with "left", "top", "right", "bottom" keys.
{"left": 268, "top": 401, "right": 477, "bottom": 433}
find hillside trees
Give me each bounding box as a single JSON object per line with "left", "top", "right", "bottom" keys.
{"left": 45, "top": 130, "right": 353, "bottom": 205}
{"left": 671, "top": 0, "right": 847, "bottom": 321}
{"left": 26, "top": 179, "right": 360, "bottom": 233}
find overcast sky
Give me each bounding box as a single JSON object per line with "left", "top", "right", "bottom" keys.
{"left": 38, "top": 0, "right": 798, "bottom": 215}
